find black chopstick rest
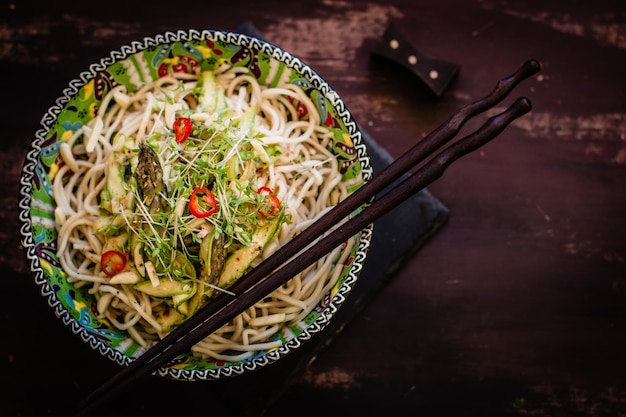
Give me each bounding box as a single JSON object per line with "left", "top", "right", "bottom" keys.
{"left": 372, "top": 23, "right": 460, "bottom": 97}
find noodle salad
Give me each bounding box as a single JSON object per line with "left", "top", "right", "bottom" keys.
{"left": 51, "top": 63, "right": 361, "bottom": 362}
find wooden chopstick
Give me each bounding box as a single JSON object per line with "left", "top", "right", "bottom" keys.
{"left": 73, "top": 59, "right": 539, "bottom": 416}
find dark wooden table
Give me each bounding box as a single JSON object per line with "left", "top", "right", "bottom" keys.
{"left": 3, "top": 1, "right": 626, "bottom": 416}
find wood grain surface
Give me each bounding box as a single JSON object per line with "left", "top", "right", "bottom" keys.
{"left": 2, "top": 1, "right": 626, "bottom": 416}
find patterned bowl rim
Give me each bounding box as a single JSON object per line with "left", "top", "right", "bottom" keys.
{"left": 18, "top": 28, "right": 374, "bottom": 381}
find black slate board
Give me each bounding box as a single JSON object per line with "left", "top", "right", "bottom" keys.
{"left": 193, "top": 22, "right": 451, "bottom": 417}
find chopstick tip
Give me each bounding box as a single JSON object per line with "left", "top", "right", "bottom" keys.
{"left": 524, "top": 59, "right": 541, "bottom": 75}
{"left": 517, "top": 96, "right": 532, "bottom": 112}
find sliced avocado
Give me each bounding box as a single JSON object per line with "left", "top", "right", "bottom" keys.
{"left": 171, "top": 251, "right": 197, "bottom": 280}
{"left": 198, "top": 70, "right": 226, "bottom": 115}
{"left": 185, "top": 283, "right": 206, "bottom": 317}
{"left": 100, "top": 152, "right": 134, "bottom": 214}
{"left": 154, "top": 307, "right": 185, "bottom": 332}
{"left": 134, "top": 278, "right": 195, "bottom": 298}
{"left": 93, "top": 212, "right": 128, "bottom": 236}
{"left": 102, "top": 231, "right": 129, "bottom": 253}
{"left": 172, "top": 281, "right": 197, "bottom": 316}
{"left": 208, "top": 210, "right": 284, "bottom": 297}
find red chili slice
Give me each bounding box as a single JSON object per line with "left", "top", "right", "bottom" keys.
{"left": 257, "top": 186, "right": 280, "bottom": 217}
{"left": 189, "top": 187, "right": 218, "bottom": 218}
{"left": 101, "top": 250, "right": 127, "bottom": 277}
{"left": 173, "top": 117, "right": 192, "bottom": 143}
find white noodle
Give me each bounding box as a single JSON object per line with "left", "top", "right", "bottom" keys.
{"left": 53, "top": 67, "right": 359, "bottom": 361}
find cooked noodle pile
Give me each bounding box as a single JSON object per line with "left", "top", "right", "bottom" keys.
{"left": 52, "top": 64, "right": 358, "bottom": 362}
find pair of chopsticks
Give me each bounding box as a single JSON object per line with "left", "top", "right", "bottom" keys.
{"left": 72, "top": 58, "right": 540, "bottom": 416}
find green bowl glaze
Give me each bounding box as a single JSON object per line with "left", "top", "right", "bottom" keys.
{"left": 19, "top": 29, "right": 373, "bottom": 380}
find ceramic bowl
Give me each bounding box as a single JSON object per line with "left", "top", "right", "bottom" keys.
{"left": 18, "top": 29, "right": 373, "bottom": 380}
